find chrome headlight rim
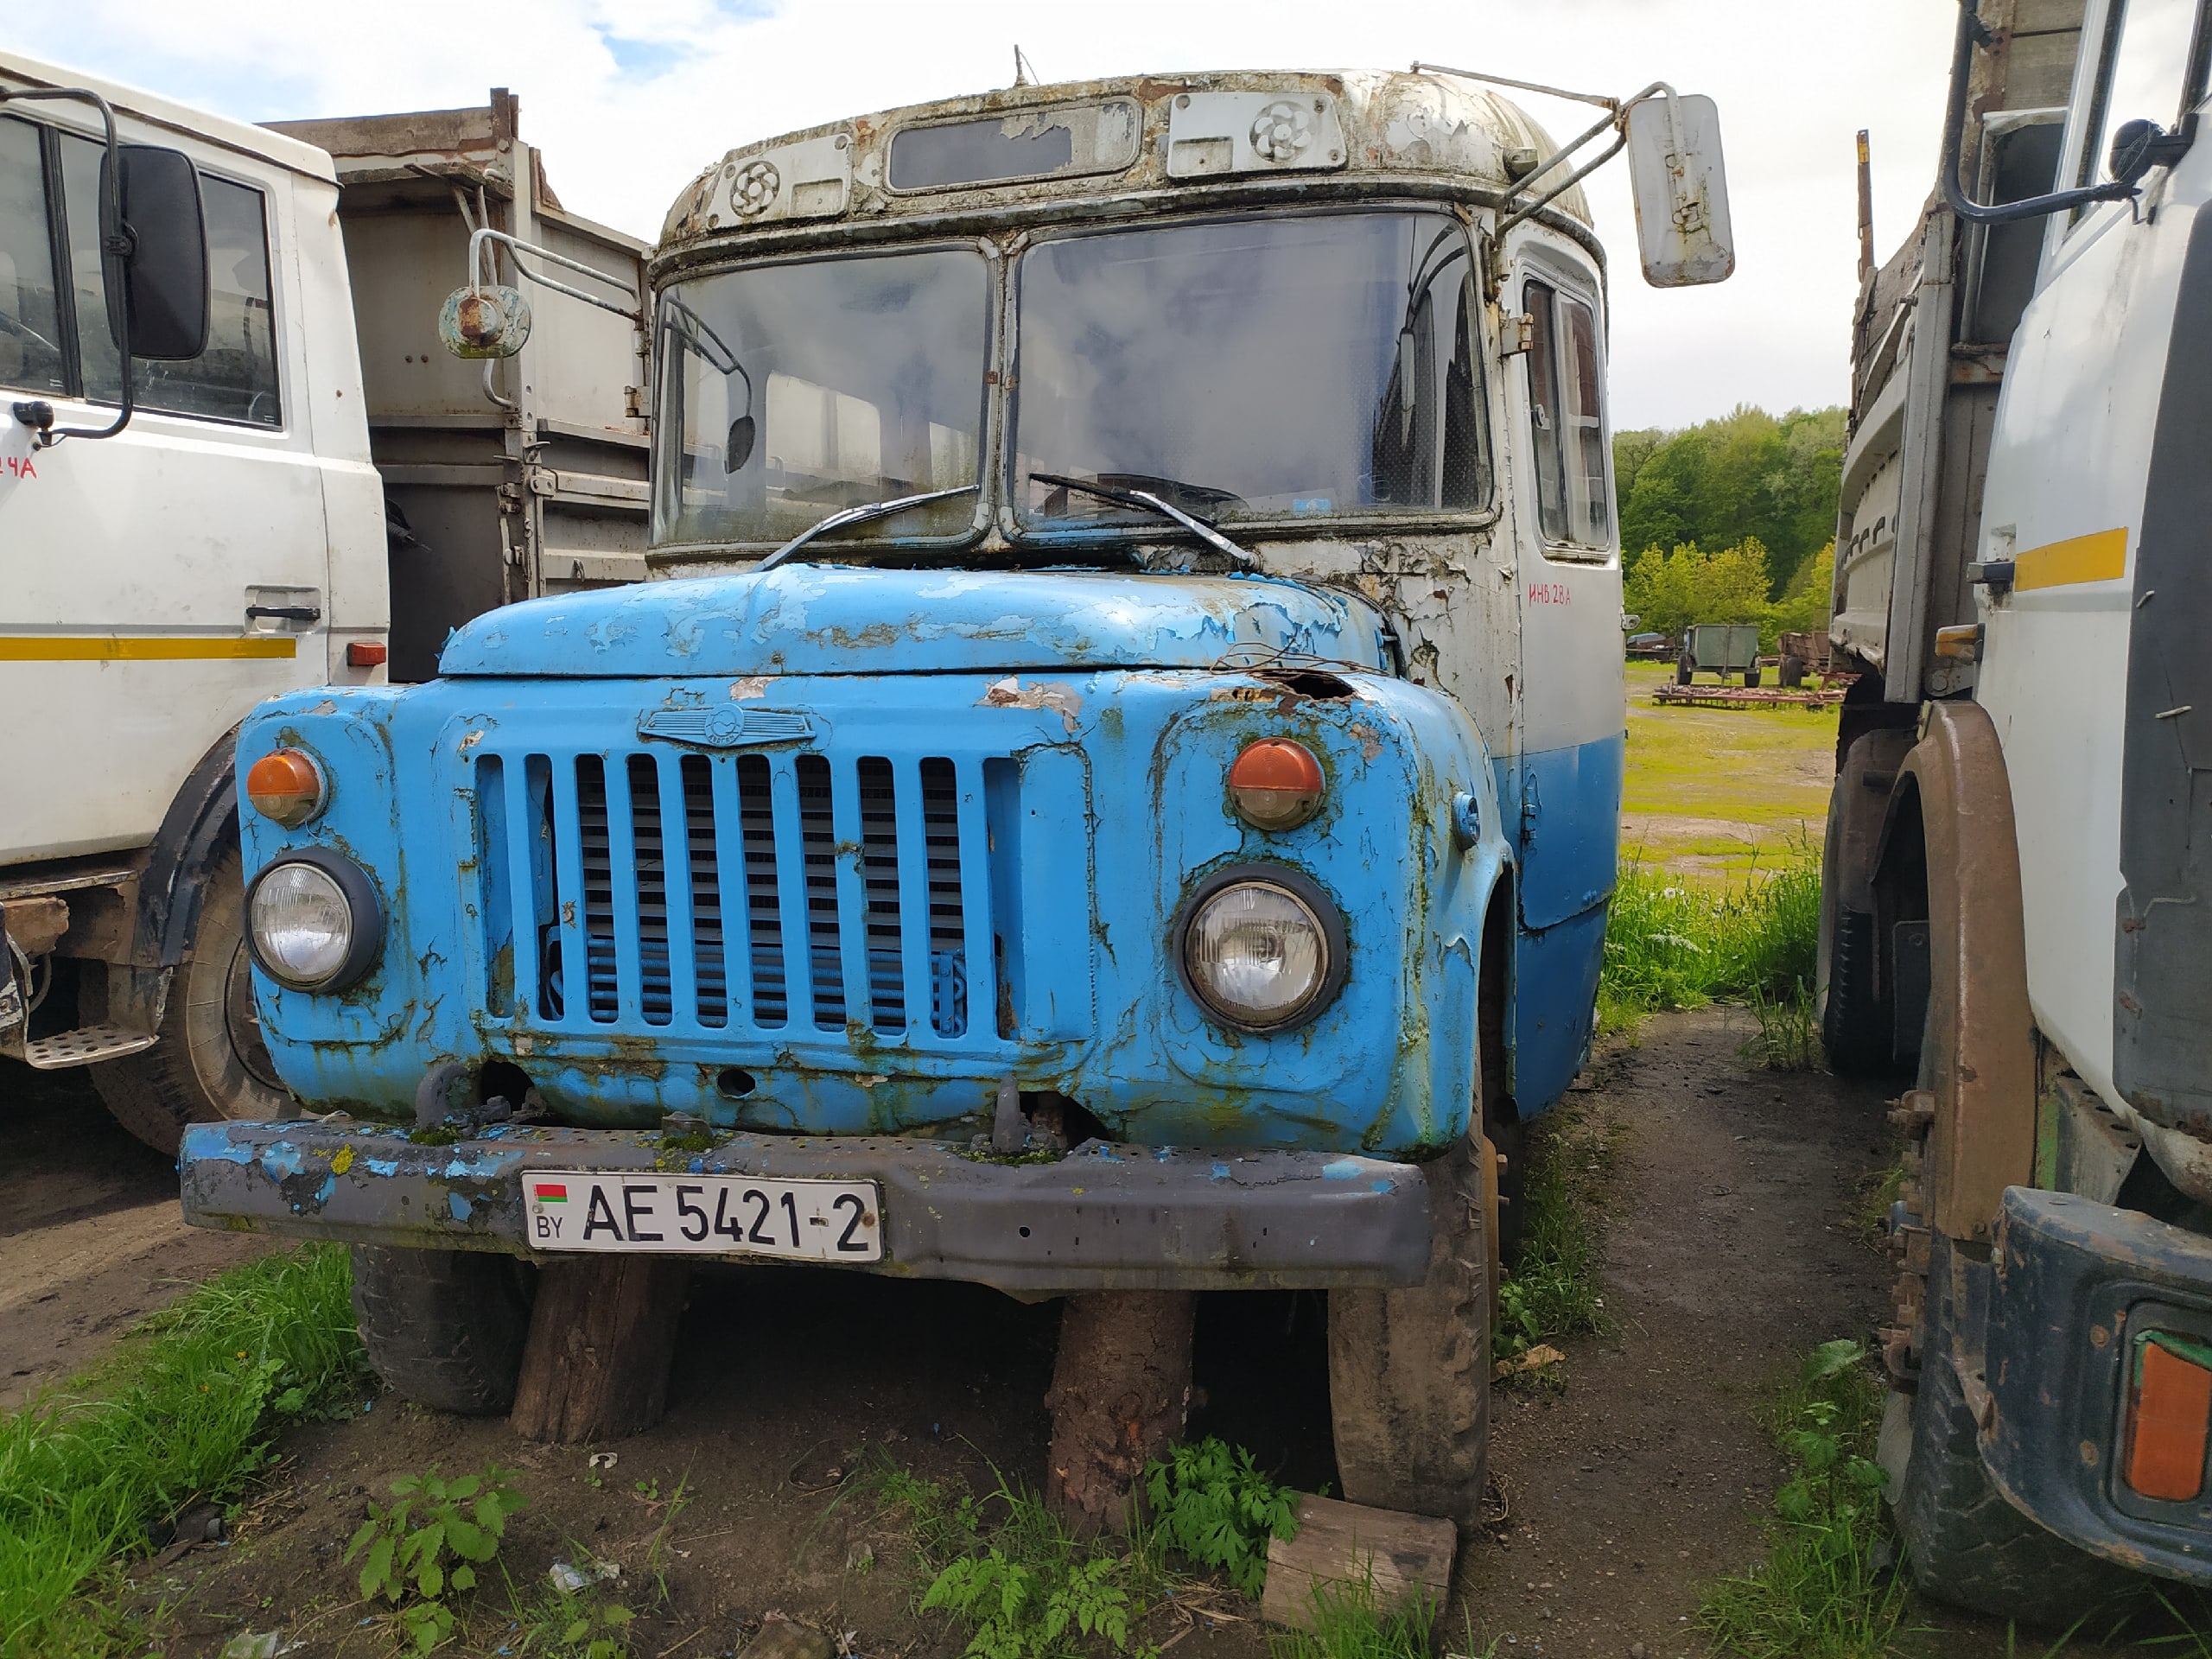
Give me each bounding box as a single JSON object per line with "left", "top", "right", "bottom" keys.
{"left": 245, "top": 849, "right": 383, "bottom": 993}
{"left": 1173, "top": 862, "right": 1350, "bottom": 1034}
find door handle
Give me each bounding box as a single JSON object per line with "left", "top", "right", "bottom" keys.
{"left": 245, "top": 605, "right": 321, "bottom": 623}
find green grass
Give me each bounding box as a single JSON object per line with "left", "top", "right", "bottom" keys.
{"left": 1599, "top": 842, "right": 1821, "bottom": 1049}
{"left": 1493, "top": 1109, "right": 1621, "bottom": 1376}
{"left": 1266, "top": 1573, "right": 1452, "bottom": 1659}
{"left": 0, "top": 1243, "right": 368, "bottom": 1658}
{"left": 1700, "top": 1339, "right": 1904, "bottom": 1659}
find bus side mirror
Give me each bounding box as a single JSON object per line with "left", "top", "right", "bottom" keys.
{"left": 108, "top": 145, "right": 210, "bottom": 359}
{"left": 1624, "top": 92, "right": 1735, "bottom": 287}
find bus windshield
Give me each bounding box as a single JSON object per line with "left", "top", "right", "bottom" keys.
{"left": 653, "top": 246, "right": 990, "bottom": 549}
{"left": 1013, "top": 211, "right": 1491, "bottom": 530}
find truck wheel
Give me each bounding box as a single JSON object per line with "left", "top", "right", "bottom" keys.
{"left": 1675, "top": 655, "right": 1694, "bottom": 686}
{"left": 351, "top": 1246, "right": 534, "bottom": 1414}
{"left": 1326, "top": 1139, "right": 1489, "bottom": 1528}
{"left": 1821, "top": 906, "right": 1895, "bottom": 1076}
{"left": 1745, "top": 667, "right": 1763, "bottom": 689}
{"left": 92, "top": 841, "right": 291, "bottom": 1155}
{"left": 1896, "top": 1233, "right": 2145, "bottom": 1624}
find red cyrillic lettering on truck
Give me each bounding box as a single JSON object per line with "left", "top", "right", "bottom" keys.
{"left": 1526, "top": 582, "right": 1571, "bottom": 605}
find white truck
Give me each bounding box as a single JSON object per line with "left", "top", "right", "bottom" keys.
{"left": 0, "top": 52, "right": 649, "bottom": 1150}
{"left": 1819, "top": 0, "right": 2212, "bottom": 1619}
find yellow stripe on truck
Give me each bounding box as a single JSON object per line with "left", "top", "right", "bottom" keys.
{"left": 0, "top": 636, "right": 299, "bottom": 661}
{"left": 2015, "top": 527, "right": 2128, "bottom": 590}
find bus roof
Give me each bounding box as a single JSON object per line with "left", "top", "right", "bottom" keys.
{"left": 658, "top": 67, "right": 1590, "bottom": 258}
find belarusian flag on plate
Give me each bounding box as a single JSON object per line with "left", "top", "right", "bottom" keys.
{"left": 533, "top": 1182, "right": 569, "bottom": 1204}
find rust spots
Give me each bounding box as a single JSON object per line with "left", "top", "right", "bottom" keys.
{"left": 1348, "top": 723, "right": 1384, "bottom": 761}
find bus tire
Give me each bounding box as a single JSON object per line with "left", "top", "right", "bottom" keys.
{"left": 1897, "top": 1234, "right": 2145, "bottom": 1624}
{"left": 92, "top": 840, "right": 291, "bottom": 1154}
{"left": 351, "top": 1246, "right": 534, "bottom": 1415}
{"left": 1327, "top": 1138, "right": 1490, "bottom": 1529}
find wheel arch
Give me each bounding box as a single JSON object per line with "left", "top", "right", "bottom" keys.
{"left": 1873, "top": 701, "right": 2036, "bottom": 1243}
{"left": 135, "top": 723, "right": 245, "bottom": 968}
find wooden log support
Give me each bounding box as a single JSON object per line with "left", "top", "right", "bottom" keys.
{"left": 510, "top": 1257, "right": 690, "bottom": 1444}
{"left": 1044, "top": 1289, "right": 1195, "bottom": 1536}
{"left": 1259, "top": 1493, "right": 1458, "bottom": 1633}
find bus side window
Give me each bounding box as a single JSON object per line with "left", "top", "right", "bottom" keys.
{"left": 1524, "top": 277, "right": 1567, "bottom": 539}
{"left": 1522, "top": 278, "right": 1609, "bottom": 550}
{"left": 0, "top": 116, "right": 66, "bottom": 397}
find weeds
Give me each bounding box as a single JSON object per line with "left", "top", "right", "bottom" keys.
{"left": 1700, "top": 1339, "right": 1904, "bottom": 1659}
{"left": 1599, "top": 843, "right": 1822, "bottom": 1063}
{"left": 0, "top": 1243, "right": 368, "bottom": 1659}
{"left": 868, "top": 1439, "right": 1300, "bottom": 1659}
{"left": 1492, "top": 1111, "right": 1620, "bottom": 1376}
{"left": 508, "top": 1565, "right": 634, "bottom": 1659}
{"left": 1143, "top": 1440, "right": 1299, "bottom": 1597}
{"left": 346, "top": 1461, "right": 528, "bottom": 1652}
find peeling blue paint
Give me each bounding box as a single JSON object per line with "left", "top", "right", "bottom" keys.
{"left": 1323, "top": 1159, "right": 1363, "bottom": 1180}
{"left": 1211, "top": 1163, "right": 1231, "bottom": 1182}
{"left": 448, "top": 1192, "right": 473, "bottom": 1222}
{"left": 261, "top": 1142, "right": 303, "bottom": 1181}
{"left": 365, "top": 1159, "right": 400, "bottom": 1177}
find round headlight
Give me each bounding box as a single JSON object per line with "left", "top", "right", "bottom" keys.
{"left": 1176, "top": 867, "right": 1348, "bottom": 1033}
{"left": 246, "top": 852, "right": 382, "bottom": 991}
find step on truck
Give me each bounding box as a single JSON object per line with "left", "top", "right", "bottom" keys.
{"left": 1819, "top": 0, "right": 2212, "bottom": 1618}
{"left": 0, "top": 52, "right": 649, "bottom": 1152}
{"left": 175, "top": 65, "right": 1735, "bottom": 1527}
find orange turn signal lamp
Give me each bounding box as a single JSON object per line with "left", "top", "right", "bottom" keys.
{"left": 245, "top": 748, "right": 327, "bottom": 828}
{"left": 2127, "top": 1333, "right": 2212, "bottom": 1503}
{"left": 1229, "top": 739, "right": 1325, "bottom": 831}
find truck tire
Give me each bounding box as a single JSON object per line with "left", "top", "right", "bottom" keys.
{"left": 92, "top": 841, "right": 291, "bottom": 1154}
{"left": 1745, "top": 666, "right": 1763, "bottom": 689}
{"left": 1326, "top": 1139, "right": 1489, "bottom": 1528}
{"left": 351, "top": 1246, "right": 534, "bottom": 1415}
{"left": 1822, "top": 906, "right": 1895, "bottom": 1076}
{"left": 1896, "top": 1233, "right": 2145, "bottom": 1624}
{"left": 1675, "top": 654, "right": 1694, "bottom": 686}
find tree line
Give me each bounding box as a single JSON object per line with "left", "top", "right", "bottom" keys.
{"left": 1612, "top": 404, "right": 1845, "bottom": 649}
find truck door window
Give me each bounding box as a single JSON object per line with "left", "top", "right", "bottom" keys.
{"left": 58, "top": 136, "right": 281, "bottom": 427}
{"left": 0, "top": 117, "right": 65, "bottom": 397}
{"left": 2075, "top": 0, "right": 2210, "bottom": 193}
{"left": 1523, "top": 278, "right": 1610, "bottom": 547}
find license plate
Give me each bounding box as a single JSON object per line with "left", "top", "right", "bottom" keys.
{"left": 523, "top": 1173, "right": 882, "bottom": 1262}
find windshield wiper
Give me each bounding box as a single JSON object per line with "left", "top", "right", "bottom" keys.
{"left": 1028, "top": 472, "right": 1259, "bottom": 570}
{"left": 753, "top": 485, "right": 981, "bottom": 573}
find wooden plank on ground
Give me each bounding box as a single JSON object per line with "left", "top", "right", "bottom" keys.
{"left": 1259, "top": 1493, "right": 1456, "bottom": 1632}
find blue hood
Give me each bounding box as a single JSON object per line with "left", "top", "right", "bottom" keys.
{"left": 437, "top": 567, "right": 1388, "bottom": 678}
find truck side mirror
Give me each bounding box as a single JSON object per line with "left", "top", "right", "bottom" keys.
{"left": 108, "top": 145, "right": 210, "bottom": 359}
{"left": 1623, "top": 92, "right": 1735, "bottom": 287}
{"left": 726, "top": 414, "right": 756, "bottom": 471}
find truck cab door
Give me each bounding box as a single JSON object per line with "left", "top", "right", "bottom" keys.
{"left": 0, "top": 106, "right": 330, "bottom": 862}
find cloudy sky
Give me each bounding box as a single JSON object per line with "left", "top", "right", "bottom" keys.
{"left": 15, "top": 0, "right": 1961, "bottom": 429}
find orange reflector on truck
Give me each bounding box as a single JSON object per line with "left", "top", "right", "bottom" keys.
{"left": 2126, "top": 1334, "right": 2212, "bottom": 1502}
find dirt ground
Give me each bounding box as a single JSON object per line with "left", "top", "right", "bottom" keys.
{"left": 0, "top": 1064, "right": 272, "bottom": 1412}
{"left": 8, "top": 1008, "right": 2113, "bottom": 1659}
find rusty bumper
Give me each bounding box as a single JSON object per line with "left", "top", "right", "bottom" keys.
{"left": 178, "top": 1119, "right": 1433, "bottom": 1294}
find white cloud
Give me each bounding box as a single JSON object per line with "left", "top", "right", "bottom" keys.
{"left": 17, "top": 0, "right": 1960, "bottom": 427}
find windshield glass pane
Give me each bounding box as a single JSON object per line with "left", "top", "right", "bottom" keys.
{"left": 1013, "top": 212, "right": 1490, "bottom": 527}
{"left": 654, "top": 248, "right": 989, "bottom": 547}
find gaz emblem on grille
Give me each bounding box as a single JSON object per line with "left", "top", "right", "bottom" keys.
{"left": 636, "top": 707, "right": 816, "bottom": 747}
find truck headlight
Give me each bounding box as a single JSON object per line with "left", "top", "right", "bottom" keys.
{"left": 245, "top": 851, "right": 382, "bottom": 991}
{"left": 1175, "top": 865, "right": 1348, "bottom": 1033}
